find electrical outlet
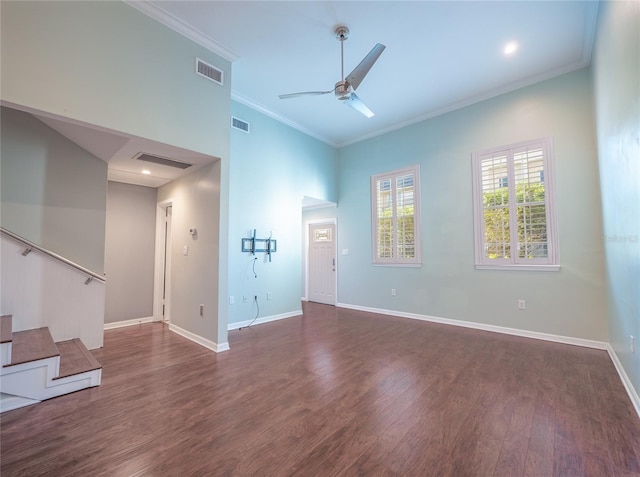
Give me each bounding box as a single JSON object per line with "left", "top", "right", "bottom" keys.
{"left": 391, "top": 288, "right": 397, "bottom": 296}
{"left": 631, "top": 335, "right": 635, "bottom": 354}
{"left": 267, "top": 292, "right": 272, "bottom": 300}
{"left": 518, "top": 299, "right": 526, "bottom": 310}
{"left": 243, "top": 296, "right": 248, "bottom": 303}
{"left": 228, "top": 296, "right": 234, "bottom": 305}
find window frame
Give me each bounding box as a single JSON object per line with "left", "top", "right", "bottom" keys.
{"left": 471, "top": 137, "right": 560, "bottom": 271}
{"left": 370, "top": 164, "right": 422, "bottom": 267}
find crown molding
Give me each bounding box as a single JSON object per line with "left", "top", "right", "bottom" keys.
{"left": 231, "top": 91, "right": 337, "bottom": 147}
{"left": 337, "top": 60, "right": 591, "bottom": 148}
{"left": 582, "top": 1, "right": 600, "bottom": 65}
{"left": 124, "top": 0, "right": 240, "bottom": 62}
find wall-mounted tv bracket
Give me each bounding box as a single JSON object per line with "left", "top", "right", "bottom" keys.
{"left": 241, "top": 229, "right": 277, "bottom": 262}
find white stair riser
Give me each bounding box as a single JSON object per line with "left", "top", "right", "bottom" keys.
{"left": 0, "top": 394, "right": 40, "bottom": 413}
{"left": 0, "top": 357, "right": 100, "bottom": 401}
{"left": 0, "top": 342, "right": 12, "bottom": 366}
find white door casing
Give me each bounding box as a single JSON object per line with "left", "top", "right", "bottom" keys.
{"left": 162, "top": 206, "right": 172, "bottom": 322}
{"left": 153, "top": 200, "right": 172, "bottom": 323}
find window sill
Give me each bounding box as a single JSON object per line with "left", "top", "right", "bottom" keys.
{"left": 372, "top": 262, "right": 422, "bottom": 268}
{"left": 475, "top": 264, "right": 561, "bottom": 272}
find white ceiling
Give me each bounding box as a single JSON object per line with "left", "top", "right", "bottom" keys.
{"left": 21, "top": 1, "right": 599, "bottom": 188}
{"left": 134, "top": 0, "right": 599, "bottom": 147}
{"left": 30, "top": 109, "right": 219, "bottom": 188}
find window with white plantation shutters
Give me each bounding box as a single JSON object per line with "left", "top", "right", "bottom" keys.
{"left": 371, "top": 165, "right": 421, "bottom": 266}
{"left": 472, "top": 138, "right": 559, "bottom": 270}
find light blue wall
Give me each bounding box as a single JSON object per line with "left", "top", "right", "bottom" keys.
{"left": 228, "top": 101, "right": 337, "bottom": 325}
{"left": 336, "top": 68, "right": 607, "bottom": 341}
{"left": 592, "top": 1, "right": 640, "bottom": 396}
{"left": 1, "top": 107, "right": 108, "bottom": 273}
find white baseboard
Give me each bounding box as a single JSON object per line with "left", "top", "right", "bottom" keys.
{"left": 606, "top": 345, "right": 640, "bottom": 418}
{"left": 104, "top": 316, "right": 154, "bottom": 330}
{"left": 104, "top": 317, "right": 229, "bottom": 352}
{"left": 168, "top": 323, "right": 229, "bottom": 353}
{"left": 228, "top": 309, "right": 302, "bottom": 331}
{"left": 337, "top": 302, "right": 639, "bottom": 418}
{"left": 337, "top": 303, "right": 608, "bottom": 349}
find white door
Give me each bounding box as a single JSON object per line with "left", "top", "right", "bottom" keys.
{"left": 308, "top": 223, "right": 336, "bottom": 305}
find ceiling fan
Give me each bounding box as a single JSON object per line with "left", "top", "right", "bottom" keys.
{"left": 279, "top": 26, "right": 386, "bottom": 118}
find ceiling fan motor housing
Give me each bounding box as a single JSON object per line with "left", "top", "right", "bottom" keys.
{"left": 335, "top": 26, "right": 349, "bottom": 41}
{"left": 335, "top": 80, "right": 351, "bottom": 100}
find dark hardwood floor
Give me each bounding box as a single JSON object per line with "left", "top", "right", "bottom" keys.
{"left": 2, "top": 303, "right": 639, "bottom": 476}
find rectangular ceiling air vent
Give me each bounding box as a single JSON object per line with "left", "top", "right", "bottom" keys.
{"left": 231, "top": 116, "right": 250, "bottom": 133}
{"left": 196, "top": 57, "right": 223, "bottom": 85}
{"left": 134, "top": 153, "right": 192, "bottom": 169}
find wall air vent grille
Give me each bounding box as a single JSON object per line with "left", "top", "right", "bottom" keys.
{"left": 196, "top": 58, "right": 223, "bottom": 85}
{"left": 231, "top": 117, "right": 250, "bottom": 133}
{"left": 134, "top": 153, "right": 192, "bottom": 169}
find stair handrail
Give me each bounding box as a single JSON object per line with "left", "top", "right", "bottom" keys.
{"left": 0, "top": 227, "right": 105, "bottom": 284}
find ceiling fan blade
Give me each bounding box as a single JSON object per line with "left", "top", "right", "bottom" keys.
{"left": 344, "top": 93, "right": 374, "bottom": 118}
{"left": 345, "top": 43, "right": 386, "bottom": 91}
{"left": 279, "top": 90, "right": 332, "bottom": 99}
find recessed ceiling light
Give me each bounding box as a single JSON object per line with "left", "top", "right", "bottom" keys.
{"left": 504, "top": 41, "right": 519, "bottom": 56}
{"left": 142, "top": 169, "right": 151, "bottom": 175}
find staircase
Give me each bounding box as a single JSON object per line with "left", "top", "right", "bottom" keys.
{"left": 0, "top": 315, "right": 101, "bottom": 413}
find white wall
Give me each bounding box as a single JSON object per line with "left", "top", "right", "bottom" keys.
{"left": 1, "top": 235, "right": 105, "bottom": 350}
{"left": 336, "top": 68, "right": 608, "bottom": 342}
{"left": 592, "top": 0, "right": 640, "bottom": 399}
{"left": 104, "top": 181, "right": 157, "bottom": 324}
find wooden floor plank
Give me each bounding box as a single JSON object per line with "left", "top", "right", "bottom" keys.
{"left": 1, "top": 302, "right": 639, "bottom": 476}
